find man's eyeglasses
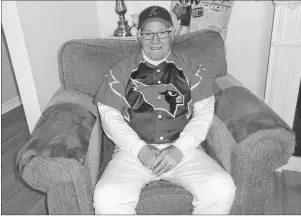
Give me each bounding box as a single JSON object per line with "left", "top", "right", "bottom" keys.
{"left": 140, "top": 30, "right": 172, "bottom": 40}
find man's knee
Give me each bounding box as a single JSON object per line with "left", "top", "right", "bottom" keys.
{"left": 210, "top": 172, "right": 236, "bottom": 201}
{"left": 93, "top": 182, "right": 140, "bottom": 214}
{"left": 191, "top": 171, "right": 236, "bottom": 214}
{"left": 93, "top": 184, "right": 119, "bottom": 214}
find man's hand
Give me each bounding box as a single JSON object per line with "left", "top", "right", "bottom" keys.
{"left": 152, "top": 145, "right": 183, "bottom": 176}
{"left": 138, "top": 145, "right": 160, "bottom": 170}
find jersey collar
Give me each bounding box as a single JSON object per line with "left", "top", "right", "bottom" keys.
{"left": 142, "top": 50, "right": 171, "bottom": 66}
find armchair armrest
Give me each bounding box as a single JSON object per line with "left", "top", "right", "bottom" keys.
{"left": 230, "top": 128, "right": 294, "bottom": 214}
{"left": 214, "top": 73, "right": 242, "bottom": 90}
{"left": 22, "top": 157, "right": 94, "bottom": 214}
{"left": 46, "top": 85, "right": 98, "bottom": 117}
{"left": 214, "top": 86, "right": 296, "bottom": 214}
{"left": 215, "top": 86, "right": 295, "bottom": 144}
{"left": 16, "top": 87, "right": 99, "bottom": 214}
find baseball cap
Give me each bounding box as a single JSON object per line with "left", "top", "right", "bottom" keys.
{"left": 138, "top": 6, "right": 173, "bottom": 30}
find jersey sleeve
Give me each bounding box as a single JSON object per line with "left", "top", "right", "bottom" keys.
{"left": 190, "top": 64, "right": 221, "bottom": 104}
{"left": 92, "top": 64, "right": 127, "bottom": 113}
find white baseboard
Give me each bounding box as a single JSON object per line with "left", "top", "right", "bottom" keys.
{"left": 276, "top": 156, "right": 301, "bottom": 173}
{"left": 1, "top": 96, "right": 22, "bottom": 115}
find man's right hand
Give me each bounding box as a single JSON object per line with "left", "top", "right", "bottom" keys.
{"left": 138, "top": 145, "right": 160, "bottom": 170}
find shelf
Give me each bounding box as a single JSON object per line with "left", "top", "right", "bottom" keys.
{"left": 105, "top": 36, "right": 138, "bottom": 41}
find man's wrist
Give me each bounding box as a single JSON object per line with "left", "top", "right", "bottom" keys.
{"left": 172, "top": 132, "right": 201, "bottom": 156}
{"left": 131, "top": 140, "right": 147, "bottom": 158}
{"left": 172, "top": 142, "right": 187, "bottom": 156}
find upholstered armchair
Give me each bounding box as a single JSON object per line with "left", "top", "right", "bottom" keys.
{"left": 18, "top": 30, "right": 295, "bottom": 215}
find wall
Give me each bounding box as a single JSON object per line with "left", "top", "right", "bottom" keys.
{"left": 96, "top": 1, "right": 275, "bottom": 100}
{"left": 96, "top": 1, "right": 171, "bottom": 37}
{"left": 16, "top": 1, "right": 100, "bottom": 111}
{"left": 226, "top": 1, "right": 274, "bottom": 100}
{"left": 3, "top": 1, "right": 274, "bottom": 131}
{"left": 1, "top": 30, "right": 21, "bottom": 114}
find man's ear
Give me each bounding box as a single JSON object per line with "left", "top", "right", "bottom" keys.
{"left": 171, "top": 27, "right": 176, "bottom": 41}
{"left": 136, "top": 31, "right": 141, "bottom": 42}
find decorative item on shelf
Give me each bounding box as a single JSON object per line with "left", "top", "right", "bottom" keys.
{"left": 113, "top": 0, "right": 132, "bottom": 37}
{"left": 170, "top": 0, "right": 234, "bottom": 40}
{"left": 129, "top": 13, "right": 139, "bottom": 36}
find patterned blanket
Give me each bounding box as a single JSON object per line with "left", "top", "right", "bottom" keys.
{"left": 16, "top": 103, "right": 96, "bottom": 176}
{"left": 215, "top": 86, "right": 292, "bottom": 143}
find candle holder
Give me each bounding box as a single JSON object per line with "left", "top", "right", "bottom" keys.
{"left": 113, "top": 0, "right": 132, "bottom": 37}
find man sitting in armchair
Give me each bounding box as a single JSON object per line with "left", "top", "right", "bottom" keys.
{"left": 92, "top": 5, "right": 236, "bottom": 214}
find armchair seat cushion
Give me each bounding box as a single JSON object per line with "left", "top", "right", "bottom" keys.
{"left": 136, "top": 180, "right": 193, "bottom": 215}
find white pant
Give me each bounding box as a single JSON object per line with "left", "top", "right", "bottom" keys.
{"left": 93, "top": 144, "right": 236, "bottom": 214}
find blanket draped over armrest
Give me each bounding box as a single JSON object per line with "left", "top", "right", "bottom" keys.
{"left": 16, "top": 103, "right": 96, "bottom": 176}
{"left": 215, "top": 86, "right": 293, "bottom": 143}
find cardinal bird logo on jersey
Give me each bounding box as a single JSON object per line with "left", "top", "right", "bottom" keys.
{"left": 130, "top": 79, "right": 184, "bottom": 117}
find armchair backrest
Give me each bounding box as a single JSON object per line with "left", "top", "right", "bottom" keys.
{"left": 57, "top": 29, "right": 227, "bottom": 98}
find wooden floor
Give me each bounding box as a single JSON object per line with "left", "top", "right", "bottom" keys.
{"left": 265, "top": 170, "right": 301, "bottom": 214}
{"left": 1, "top": 105, "right": 301, "bottom": 215}
{"left": 1, "top": 106, "right": 47, "bottom": 215}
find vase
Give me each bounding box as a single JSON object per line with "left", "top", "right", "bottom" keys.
{"left": 113, "top": 0, "right": 132, "bottom": 37}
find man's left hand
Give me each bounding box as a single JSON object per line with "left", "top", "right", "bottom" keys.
{"left": 152, "top": 145, "right": 183, "bottom": 176}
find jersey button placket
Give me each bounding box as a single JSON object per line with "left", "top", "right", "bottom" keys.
{"left": 155, "top": 67, "right": 162, "bottom": 142}
{"left": 157, "top": 113, "right": 163, "bottom": 141}
{"left": 155, "top": 67, "right": 161, "bottom": 85}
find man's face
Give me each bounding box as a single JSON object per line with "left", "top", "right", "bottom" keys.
{"left": 139, "top": 21, "right": 174, "bottom": 61}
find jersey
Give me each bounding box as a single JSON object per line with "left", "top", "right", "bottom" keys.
{"left": 93, "top": 49, "right": 220, "bottom": 144}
